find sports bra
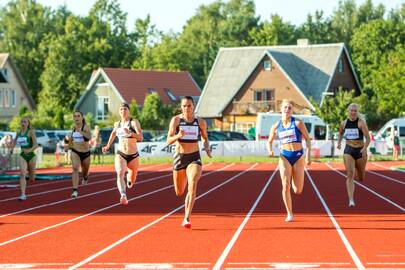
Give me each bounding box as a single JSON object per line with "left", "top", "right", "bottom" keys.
{"left": 176, "top": 117, "right": 200, "bottom": 143}
{"left": 116, "top": 118, "right": 137, "bottom": 139}
{"left": 72, "top": 124, "right": 90, "bottom": 143}
{"left": 276, "top": 117, "right": 302, "bottom": 145}
{"left": 344, "top": 118, "right": 364, "bottom": 141}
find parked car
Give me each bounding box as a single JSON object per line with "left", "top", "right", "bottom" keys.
{"left": 223, "top": 131, "right": 250, "bottom": 140}
{"left": 35, "top": 130, "right": 59, "bottom": 153}
{"left": 207, "top": 131, "right": 234, "bottom": 141}
{"left": 152, "top": 134, "right": 167, "bottom": 142}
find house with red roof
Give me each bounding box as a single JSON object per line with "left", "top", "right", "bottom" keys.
{"left": 75, "top": 68, "right": 201, "bottom": 121}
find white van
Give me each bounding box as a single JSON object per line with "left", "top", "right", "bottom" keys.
{"left": 256, "top": 113, "right": 329, "bottom": 141}
{"left": 375, "top": 117, "right": 405, "bottom": 148}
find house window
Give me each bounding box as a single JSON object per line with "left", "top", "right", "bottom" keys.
{"left": 96, "top": 96, "right": 109, "bottom": 120}
{"left": 254, "top": 91, "right": 262, "bottom": 101}
{"left": 11, "top": 89, "right": 16, "bottom": 107}
{"left": 0, "top": 89, "right": 3, "bottom": 107}
{"left": 164, "top": 88, "right": 177, "bottom": 102}
{"left": 263, "top": 60, "right": 272, "bottom": 71}
{"left": 148, "top": 88, "right": 156, "bottom": 94}
{"left": 4, "top": 89, "right": 9, "bottom": 107}
{"left": 254, "top": 89, "right": 274, "bottom": 101}
{"left": 338, "top": 58, "right": 343, "bottom": 72}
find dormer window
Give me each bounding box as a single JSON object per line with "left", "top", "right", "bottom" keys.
{"left": 264, "top": 60, "right": 272, "bottom": 71}
{"left": 164, "top": 88, "right": 177, "bottom": 102}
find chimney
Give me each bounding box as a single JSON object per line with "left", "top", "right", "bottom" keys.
{"left": 297, "top": 39, "right": 310, "bottom": 46}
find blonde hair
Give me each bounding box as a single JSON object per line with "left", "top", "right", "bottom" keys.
{"left": 347, "top": 103, "right": 360, "bottom": 111}
{"left": 280, "top": 99, "right": 292, "bottom": 111}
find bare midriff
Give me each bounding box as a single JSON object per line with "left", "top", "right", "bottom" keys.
{"left": 118, "top": 137, "right": 138, "bottom": 154}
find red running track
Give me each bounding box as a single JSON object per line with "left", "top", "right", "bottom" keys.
{"left": 0, "top": 161, "right": 403, "bottom": 269}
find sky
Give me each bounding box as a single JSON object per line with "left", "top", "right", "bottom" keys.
{"left": 0, "top": 0, "right": 403, "bottom": 32}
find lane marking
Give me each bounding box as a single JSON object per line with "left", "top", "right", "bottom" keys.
{"left": 0, "top": 171, "right": 174, "bottom": 218}
{"left": 305, "top": 169, "right": 365, "bottom": 270}
{"left": 0, "top": 164, "right": 227, "bottom": 246}
{"left": 366, "top": 170, "right": 405, "bottom": 185}
{"left": 68, "top": 163, "right": 258, "bottom": 270}
{"left": 0, "top": 163, "right": 165, "bottom": 194}
{"left": 325, "top": 163, "right": 405, "bottom": 212}
{"left": 0, "top": 166, "right": 174, "bottom": 203}
{"left": 213, "top": 168, "right": 279, "bottom": 270}
{"left": 372, "top": 162, "right": 405, "bottom": 174}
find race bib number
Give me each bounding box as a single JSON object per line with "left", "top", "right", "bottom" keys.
{"left": 180, "top": 125, "right": 199, "bottom": 140}
{"left": 72, "top": 132, "right": 85, "bottom": 142}
{"left": 345, "top": 128, "right": 359, "bottom": 140}
{"left": 278, "top": 129, "right": 297, "bottom": 144}
{"left": 17, "top": 137, "right": 28, "bottom": 147}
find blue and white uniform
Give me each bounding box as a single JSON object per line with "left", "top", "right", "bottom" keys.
{"left": 276, "top": 117, "right": 304, "bottom": 166}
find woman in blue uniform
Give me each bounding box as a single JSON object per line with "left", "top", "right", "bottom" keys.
{"left": 13, "top": 117, "right": 38, "bottom": 201}
{"left": 337, "top": 103, "right": 370, "bottom": 207}
{"left": 103, "top": 103, "right": 143, "bottom": 205}
{"left": 167, "top": 96, "right": 211, "bottom": 229}
{"left": 66, "top": 111, "right": 91, "bottom": 198}
{"left": 267, "top": 99, "right": 311, "bottom": 222}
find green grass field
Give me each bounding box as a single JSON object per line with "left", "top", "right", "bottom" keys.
{"left": 38, "top": 153, "right": 405, "bottom": 169}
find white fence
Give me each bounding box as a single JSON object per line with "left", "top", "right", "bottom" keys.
{"left": 116, "top": 140, "right": 390, "bottom": 158}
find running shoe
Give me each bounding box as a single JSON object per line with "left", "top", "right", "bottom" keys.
{"left": 126, "top": 179, "right": 134, "bottom": 189}
{"left": 181, "top": 218, "right": 192, "bottom": 229}
{"left": 82, "top": 178, "right": 88, "bottom": 185}
{"left": 71, "top": 190, "right": 78, "bottom": 198}
{"left": 18, "top": 195, "right": 27, "bottom": 201}
{"left": 120, "top": 195, "right": 128, "bottom": 205}
{"left": 285, "top": 214, "right": 294, "bottom": 222}
{"left": 348, "top": 199, "right": 355, "bottom": 207}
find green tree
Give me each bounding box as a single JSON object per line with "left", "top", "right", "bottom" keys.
{"left": 130, "top": 98, "right": 141, "bottom": 119}
{"left": 0, "top": 0, "right": 53, "bottom": 100}
{"left": 350, "top": 19, "right": 405, "bottom": 86}
{"left": 296, "top": 11, "right": 336, "bottom": 44}
{"left": 311, "top": 90, "right": 358, "bottom": 133}
{"left": 249, "top": 14, "right": 297, "bottom": 46}
{"left": 140, "top": 93, "right": 166, "bottom": 130}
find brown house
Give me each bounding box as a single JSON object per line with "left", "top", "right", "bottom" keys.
{"left": 0, "top": 53, "right": 36, "bottom": 122}
{"left": 195, "top": 40, "right": 361, "bottom": 132}
{"left": 75, "top": 68, "right": 201, "bottom": 121}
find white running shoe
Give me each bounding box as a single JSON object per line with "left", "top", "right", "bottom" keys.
{"left": 120, "top": 195, "right": 128, "bottom": 205}
{"left": 18, "top": 195, "right": 27, "bottom": 201}
{"left": 349, "top": 199, "right": 355, "bottom": 207}
{"left": 285, "top": 214, "right": 294, "bottom": 222}
{"left": 71, "top": 190, "right": 78, "bottom": 198}
{"left": 126, "top": 179, "right": 134, "bottom": 189}
{"left": 82, "top": 178, "right": 88, "bottom": 185}
{"left": 181, "top": 218, "right": 192, "bottom": 229}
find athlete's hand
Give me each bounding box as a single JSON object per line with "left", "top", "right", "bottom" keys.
{"left": 268, "top": 150, "right": 274, "bottom": 157}
{"left": 305, "top": 156, "right": 311, "bottom": 166}
{"left": 178, "top": 128, "right": 186, "bottom": 138}
{"left": 337, "top": 142, "right": 341, "bottom": 150}
{"left": 360, "top": 147, "right": 367, "bottom": 155}
{"left": 205, "top": 147, "right": 212, "bottom": 158}
{"left": 102, "top": 145, "right": 109, "bottom": 153}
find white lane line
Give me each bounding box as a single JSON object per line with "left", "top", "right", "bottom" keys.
{"left": 372, "top": 162, "right": 405, "bottom": 174}
{"left": 0, "top": 166, "right": 174, "bottom": 203}
{"left": 0, "top": 163, "right": 225, "bottom": 246}
{"left": 325, "top": 163, "right": 405, "bottom": 212}
{"left": 0, "top": 185, "right": 173, "bottom": 247}
{"left": 0, "top": 171, "right": 174, "bottom": 218}
{"left": 68, "top": 163, "right": 256, "bottom": 270}
{"left": 0, "top": 163, "right": 166, "bottom": 194}
{"left": 213, "top": 168, "right": 279, "bottom": 270}
{"left": 305, "top": 169, "right": 365, "bottom": 270}
{"left": 367, "top": 170, "right": 405, "bottom": 185}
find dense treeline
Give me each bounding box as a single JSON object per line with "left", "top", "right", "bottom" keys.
{"left": 0, "top": 0, "right": 404, "bottom": 130}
